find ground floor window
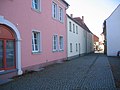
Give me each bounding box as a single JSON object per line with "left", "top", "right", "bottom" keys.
{"left": 32, "top": 31, "right": 41, "bottom": 53}
{"left": 53, "top": 35, "right": 58, "bottom": 51}
{"left": 59, "top": 36, "right": 64, "bottom": 51}
{"left": 70, "top": 43, "right": 72, "bottom": 52}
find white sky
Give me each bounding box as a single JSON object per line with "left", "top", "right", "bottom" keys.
{"left": 65, "top": 0, "right": 120, "bottom": 37}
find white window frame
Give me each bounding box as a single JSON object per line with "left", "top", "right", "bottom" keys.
{"left": 53, "top": 35, "right": 58, "bottom": 51}
{"left": 32, "top": 31, "right": 41, "bottom": 53}
{"left": 59, "top": 36, "right": 64, "bottom": 51}
{"left": 32, "top": 0, "right": 41, "bottom": 12}
{"left": 59, "top": 7, "right": 64, "bottom": 22}
{"left": 52, "top": 2, "right": 58, "bottom": 19}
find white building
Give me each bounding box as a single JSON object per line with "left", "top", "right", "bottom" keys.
{"left": 67, "top": 15, "right": 80, "bottom": 59}
{"left": 103, "top": 4, "right": 120, "bottom": 56}
{"left": 67, "top": 15, "right": 94, "bottom": 59}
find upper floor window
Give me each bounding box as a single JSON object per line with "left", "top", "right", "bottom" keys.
{"left": 59, "top": 36, "right": 64, "bottom": 50}
{"left": 76, "top": 26, "right": 78, "bottom": 34}
{"left": 69, "top": 21, "right": 72, "bottom": 32}
{"left": 32, "top": 31, "right": 41, "bottom": 53}
{"left": 73, "top": 24, "right": 75, "bottom": 33}
{"left": 59, "top": 7, "right": 64, "bottom": 22}
{"left": 32, "top": 0, "right": 41, "bottom": 11}
{"left": 52, "top": 2, "right": 57, "bottom": 19}
{"left": 53, "top": 35, "right": 58, "bottom": 51}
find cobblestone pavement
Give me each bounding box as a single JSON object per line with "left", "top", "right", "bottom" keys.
{"left": 0, "top": 54, "right": 116, "bottom": 90}
{"left": 108, "top": 56, "right": 120, "bottom": 88}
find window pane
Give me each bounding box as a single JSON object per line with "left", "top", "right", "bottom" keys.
{"left": 32, "top": 0, "right": 39, "bottom": 10}
{"left": 0, "top": 40, "right": 4, "bottom": 68}
{"left": 35, "top": 44, "right": 38, "bottom": 51}
{"left": 52, "top": 2, "right": 57, "bottom": 19}
{"left": 6, "top": 40, "right": 15, "bottom": 68}
{"left": 32, "top": 31, "right": 40, "bottom": 52}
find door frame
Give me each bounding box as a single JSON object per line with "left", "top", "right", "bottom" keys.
{"left": 0, "top": 16, "right": 23, "bottom": 75}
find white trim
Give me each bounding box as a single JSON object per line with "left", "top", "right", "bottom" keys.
{"left": 32, "top": 30, "right": 41, "bottom": 53}
{"left": 32, "top": 0, "right": 41, "bottom": 12}
{"left": 52, "top": 34, "right": 58, "bottom": 52}
{"left": 59, "top": 35, "right": 64, "bottom": 51}
{"left": 0, "top": 16, "right": 23, "bottom": 75}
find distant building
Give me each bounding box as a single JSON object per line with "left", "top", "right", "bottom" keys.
{"left": 103, "top": 4, "right": 120, "bottom": 56}
{"left": 67, "top": 14, "right": 94, "bottom": 59}
{"left": 93, "top": 35, "right": 99, "bottom": 51}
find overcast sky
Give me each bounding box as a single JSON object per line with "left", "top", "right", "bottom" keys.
{"left": 65, "top": 0, "right": 120, "bottom": 37}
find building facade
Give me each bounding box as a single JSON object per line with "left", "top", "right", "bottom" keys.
{"left": 103, "top": 4, "right": 120, "bottom": 56}
{"left": 67, "top": 15, "right": 94, "bottom": 59}
{"left": 0, "top": 0, "right": 69, "bottom": 81}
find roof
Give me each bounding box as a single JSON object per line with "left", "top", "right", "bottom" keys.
{"left": 61, "top": 0, "right": 70, "bottom": 7}
{"left": 73, "top": 17, "right": 93, "bottom": 34}
{"left": 67, "top": 14, "right": 93, "bottom": 34}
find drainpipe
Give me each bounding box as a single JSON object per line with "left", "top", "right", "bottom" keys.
{"left": 16, "top": 39, "right": 23, "bottom": 75}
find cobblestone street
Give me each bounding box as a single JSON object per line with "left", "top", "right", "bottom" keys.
{"left": 0, "top": 54, "right": 117, "bottom": 90}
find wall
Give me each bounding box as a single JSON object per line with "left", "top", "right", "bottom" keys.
{"left": 106, "top": 5, "right": 120, "bottom": 56}
{"left": 0, "top": 0, "right": 67, "bottom": 69}
{"left": 67, "top": 16, "right": 80, "bottom": 58}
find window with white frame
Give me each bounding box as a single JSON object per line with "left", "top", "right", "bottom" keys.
{"left": 53, "top": 35, "right": 58, "bottom": 51}
{"left": 59, "top": 7, "right": 63, "bottom": 22}
{"left": 70, "top": 43, "right": 72, "bottom": 52}
{"left": 59, "top": 36, "right": 64, "bottom": 50}
{"left": 52, "top": 2, "right": 57, "bottom": 19}
{"left": 76, "top": 26, "right": 78, "bottom": 34}
{"left": 32, "top": 31, "right": 40, "bottom": 53}
{"left": 69, "top": 21, "right": 72, "bottom": 31}
{"left": 73, "top": 24, "right": 75, "bottom": 33}
{"left": 32, "top": 0, "right": 41, "bottom": 11}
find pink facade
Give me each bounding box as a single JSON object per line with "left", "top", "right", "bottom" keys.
{"left": 0, "top": 0, "right": 68, "bottom": 78}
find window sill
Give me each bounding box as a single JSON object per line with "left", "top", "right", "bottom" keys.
{"left": 52, "top": 50, "right": 58, "bottom": 53}
{"left": 59, "top": 50, "right": 64, "bottom": 52}
{"left": 32, "top": 51, "right": 42, "bottom": 54}
{"left": 31, "top": 8, "right": 41, "bottom": 13}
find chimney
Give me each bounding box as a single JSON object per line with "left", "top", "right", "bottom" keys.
{"left": 70, "top": 14, "right": 73, "bottom": 18}
{"left": 82, "top": 16, "right": 84, "bottom": 23}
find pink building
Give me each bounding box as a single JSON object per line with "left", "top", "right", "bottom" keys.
{"left": 0, "top": 0, "right": 69, "bottom": 82}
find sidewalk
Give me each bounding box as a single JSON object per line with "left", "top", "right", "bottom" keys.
{"left": 0, "top": 54, "right": 116, "bottom": 90}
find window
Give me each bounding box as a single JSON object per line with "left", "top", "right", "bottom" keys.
{"left": 52, "top": 2, "right": 57, "bottom": 19}
{"left": 70, "top": 43, "right": 72, "bottom": 52}
{"left": 32, "top": 31, "right": 40, "bottom": 53}
{"left": 73, "top": 24, "right": 75, "bottom": 33}
{"left": 76, "top": 43, "right": 78, "bottom": 52}
{"left": 69, "top": 22, "right": 72, "bottom": 31}
{"left": 59, "top": 7, "right": 63, "bottom": 22}
{"left": 32, "top": 0, "right": 41, "bottom": 11}
{"left": 53, "top": 35, "right": 58, "bottom": 51}
{"left": 59, "top": 36, "right": 64, "bottom": 50}
{"left": 76, "top": 26, "right": 78, "bottom": 34}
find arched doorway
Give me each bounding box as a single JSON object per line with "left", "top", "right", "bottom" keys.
{"left": 0, "top": 25, "right": 16, "bottom": 70}
{"left": 0, "top": 16, "right": 23, "bottom": 75}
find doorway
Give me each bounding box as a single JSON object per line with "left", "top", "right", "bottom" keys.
{"left": 0, "top": 25, "right": 16, "bottom": 70}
